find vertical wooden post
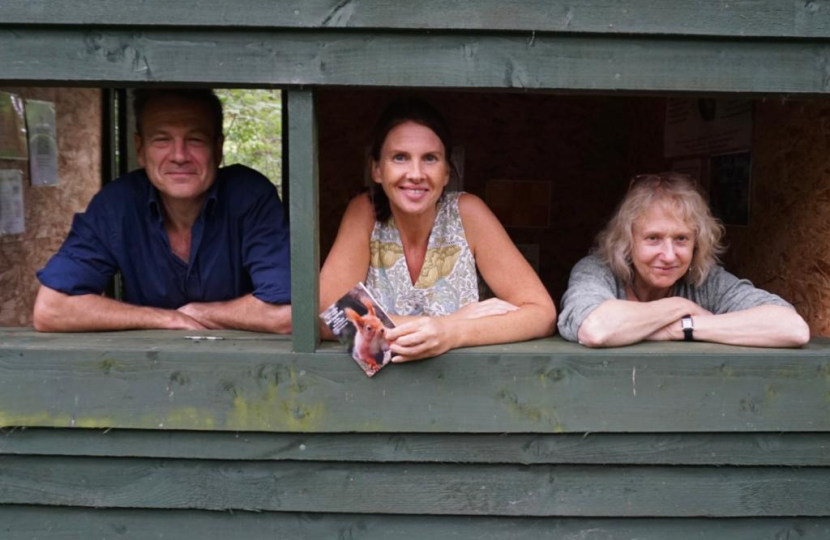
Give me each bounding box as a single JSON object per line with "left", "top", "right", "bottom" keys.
{"left": 101, "top": 88, "right": 128, "bottom": 301}
{"left": 287, "top": 89, "right": 320, "bottom": 352}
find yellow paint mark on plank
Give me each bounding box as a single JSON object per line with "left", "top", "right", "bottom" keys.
{"left": 226, "top": 367, "right": 325, "bottom": 431}
{"left": 0, "top": 411, "right": 116, "bottom": 429}
{"left": 157, "top": 407, "right": 216, "bottom": 430}
{"left": 498, "top": 389, "right": 566, "bottom": 433}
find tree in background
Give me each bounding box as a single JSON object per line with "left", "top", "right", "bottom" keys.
{"left": 216, "top": 89, "right": 282, "bottom": 192}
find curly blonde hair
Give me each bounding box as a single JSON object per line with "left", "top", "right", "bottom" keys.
{"left": 595, "top": 172, "right": 726, "bottom": 287}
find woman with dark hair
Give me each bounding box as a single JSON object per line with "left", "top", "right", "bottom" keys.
{"left": 558, "top": 173, "right": 809, "bottom": 348}
{"left": 321, "top": 98, "right": 556, "bottom": 362}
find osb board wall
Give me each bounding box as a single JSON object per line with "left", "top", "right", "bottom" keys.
{"left": 316, "top": 90, "right": 668, "bottom": 307}
{"left": 723, "top": 99, "right": 830, "bottom": 336}
{"left": 0, "top": 88, "right": 101, "bottom": 327}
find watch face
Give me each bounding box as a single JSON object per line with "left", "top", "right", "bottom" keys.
{"left": 681, "top": 317, "right": 693, "bottom": 330}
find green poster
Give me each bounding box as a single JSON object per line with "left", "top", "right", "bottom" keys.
{"left": 25, "top": 99, "right": 59, "bottom": 186}
{"left": 0, "top": 92, "right": 28, "bottom": 161}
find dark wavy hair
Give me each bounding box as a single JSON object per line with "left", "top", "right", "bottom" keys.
{"left": 369, "top": 98, "right": 455, "bottom": 222}
{"left": 133, "top": 88, "right": 224, "bottom": 141}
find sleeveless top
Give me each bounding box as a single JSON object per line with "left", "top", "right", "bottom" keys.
{"left": 365, "top": 192, "right": 479, "bottom": 316}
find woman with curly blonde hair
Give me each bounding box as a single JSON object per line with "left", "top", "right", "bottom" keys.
{"left": 558, "top": 173, "right": 808, "bottom": 348}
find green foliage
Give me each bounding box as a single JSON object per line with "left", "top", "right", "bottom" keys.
{"left": 216, "top": 89, "right": 282, "bottom": 190}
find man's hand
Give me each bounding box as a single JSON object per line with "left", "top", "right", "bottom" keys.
{"left": 165, "top": 309, "right": 209, "bottom": 330}
{"left": 175, "top": 295, "right": 291, "bottom": 333}
{"left": 176, "top": 303, "right": 217, "bottom": 329}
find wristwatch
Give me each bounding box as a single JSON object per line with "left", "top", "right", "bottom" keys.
{"left": 681, "top": 315, "right": 694, "bottom": 342}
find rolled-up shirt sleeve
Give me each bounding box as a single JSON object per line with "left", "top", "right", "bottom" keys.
{"left": 557, "top": 255, "right": 619, "bottom": 342}
{"left": 36, "top": 195, "right": 117, "bottom": 296}
{"left": 241, "top": 183, "right": 291, "bottom": 305}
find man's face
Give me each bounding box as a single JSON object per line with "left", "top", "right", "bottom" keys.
{"left": 135, "top": 96, "right": 222, "bottom": 204}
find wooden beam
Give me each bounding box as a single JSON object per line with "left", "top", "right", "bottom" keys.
{"left": 2, "top": 456, "right": 830, "bottom": 516}
{"left": 3, "top": 507, "right": 829, "bottom": 540}
{"left": 287, "top": 90, "right": 320, "bottom": 352}
{"left": 4, "top": 0, "right": 830, "bottom": 39}
{"left": 1, "top": 330, "right": 828, "bottom": 433}
{"left": 3, "top": 429, "right": 830, "bottom": 466}
{"left": 2, "top": 29, "right": 830, "bottom": 94}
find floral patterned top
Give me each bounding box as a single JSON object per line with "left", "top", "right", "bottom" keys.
{"left": 365, "top": 192, "right": 479, "bottom": 316}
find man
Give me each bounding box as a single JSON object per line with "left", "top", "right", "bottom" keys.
{"left": 33, "top": 89, "right": 291, "bottom": 333}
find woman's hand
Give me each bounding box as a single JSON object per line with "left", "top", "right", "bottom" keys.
{"left": 386, "top": 317, "right": 458, "bottom": 363}
{"left": 451, "top": 298, "right": 518, "bottom": 321}
{"left": 645, "top": 303, "right": 712, "bottom": 341}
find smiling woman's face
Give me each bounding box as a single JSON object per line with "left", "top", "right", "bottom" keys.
{"left": 372, "top": 121, "right": 450, "bottom": 219}
{"left": 631, "top": 201, "right": 695, "bottom": 296}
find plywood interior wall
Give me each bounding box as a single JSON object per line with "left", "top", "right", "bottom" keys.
{"left": 317, "top": 90, "right": 827, "bottom": 336}
{"left": 0, "top": 88, "right": 101, "bottom": 327}
{"left": 723, "top": 99, "right": 830, "bottom": 336}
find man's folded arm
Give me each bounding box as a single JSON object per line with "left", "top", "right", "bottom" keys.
{"left": 33, "top": 285, "right": 207, "bottom": 332}
{"left": 177, "top": 294, "right": 291, "bottom": 334}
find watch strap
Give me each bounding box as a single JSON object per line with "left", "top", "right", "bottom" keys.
{"left": 681, "top": 315, "right": 694, "bottom": 342}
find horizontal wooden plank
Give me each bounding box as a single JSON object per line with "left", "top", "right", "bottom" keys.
{"left": 4, "top": 0, "right": 830, "bottom": 39}
{"left": 3, "top": 507, "right": 830, "bottom": 540}
{"left": 2, "top": 29, "right": 830, "bottom": 94}
{"left": 1, "top": 329, "right": 829, "bottom": 433}
{"left": 2, "top": 456, "right": 830, "bottom": 516}
{"left": 3, "top": 429, "right": 830, "bottom": 466}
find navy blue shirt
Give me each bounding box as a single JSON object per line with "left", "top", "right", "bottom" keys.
{"left": 37, "top": 165, "right": 290, "bottom": 308}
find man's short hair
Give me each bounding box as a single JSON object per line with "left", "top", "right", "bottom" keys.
{"left": 133, "top": 88, "right": 224, "bottom": 140}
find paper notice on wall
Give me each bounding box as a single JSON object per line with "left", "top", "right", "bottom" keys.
{"left": 25, "top": 99, "right": 59, "bottom": 186}
{"left": 664, "top": 99, "right": 752, "bottom": 158}
{"left": 0, "top": 170, "right": 25, "bottom": 235}
{"left": 0, "top": 92, "right": 28, "bottom": 161}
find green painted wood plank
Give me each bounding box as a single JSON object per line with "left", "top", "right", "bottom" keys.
{"left": 2, "top": 457, "right": 830, "bottom": 516}
{"left": 2, "top": 508, "right": 830, "bottom": 540}
{"left": 4, "top": 0, "right": 830, "bottom": 39}
{"left": 3, "top": 429, "right": 830, "bottom": 467}
{"left": 2, "top": 29, "right": 830, "bottom": 94}
{"left": 1, "top": 329, "right": 829, "bottom": 433}
{"left": 287, "top": 90, "right": 320, "bottom": 353}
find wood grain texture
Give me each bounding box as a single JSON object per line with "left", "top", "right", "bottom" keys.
{"left": 3, "top": 0, "right": 830, "bottom": 38}
{"left": 3, "top": 429, "right": 830, "bottom": 466}
{"left": 1, "top": 456, "right": 829, "bottom": 516}
{"left": 3, "top": 507, "right": 829, "bottom": 540}
{"left": 287, "top": 90, "right": 320, "bottom": 352}
{"left": 2, "top": 507, "right": 830, "bottom": 540}
{"left": 1, "top": 329, "right": 829, "bottom": 433}
{"left": 2, "top": 29, "right": 830, "bottom": 94}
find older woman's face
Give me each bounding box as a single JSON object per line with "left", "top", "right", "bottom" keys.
{"left": 372, "top": 121, "right": 450, "bottom": 219}
{"left": 631, "top": 201, "right": 695, "bottom": 294}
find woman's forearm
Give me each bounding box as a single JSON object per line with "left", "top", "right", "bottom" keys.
{"left": 577, "top": 297, "right": 703, "bottom": 348}
{"left": 451, "top": 301, "right": 556, "bottom": 348}
{"left": 691, "top": 305, "right": 809, "bottom": 347}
